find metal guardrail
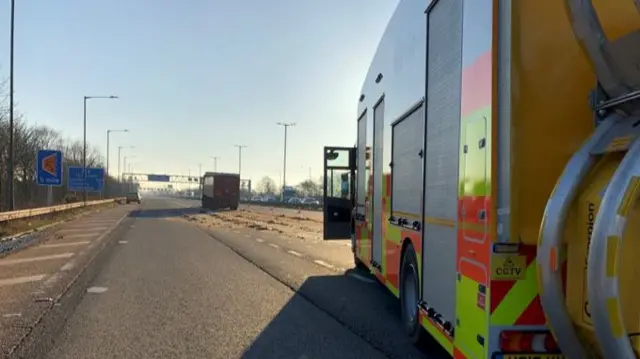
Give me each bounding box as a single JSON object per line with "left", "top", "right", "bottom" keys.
{"left": 0, "top": 198, "right": 125, "bottom": 223}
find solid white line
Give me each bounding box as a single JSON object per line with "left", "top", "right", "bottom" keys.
{"left": 0, "top": 253, "right": 74, "bottom": 266}
{"left": 58, "top": 227, "right": 108, "bottom": 233}
{"left": 2, "top": 313, "right": 22, "bottom": 318}
{"left": 86, "top": 286, "right": 108, "bottom": 294}
{"left": 256, "top": 238, "right": 265, "bottom": 243}
{"left": 287, "top": 250, "right": 302, "bottom": 257}
{"left": 0, "top": 274, "right": 47, "bottom": 287}
{"left": 60, "top": 232, "right": 101, "bottom": 239}
{"left": 118, "top": 241, "right": 128, "bottom": 244}
{"left": 60, "top": 261, "right": 76, "bottom": 271}
{"left": 268, "top": 243, "right": 279, "bottom": 249}
{"left": 39, "top": 241, "right": 90, "bottom": 249}
{"left": 43, "top": 273, "right": 62, "bottom": 287}
{"left": 313, "top": 260, "right": 335, "bottom": 269}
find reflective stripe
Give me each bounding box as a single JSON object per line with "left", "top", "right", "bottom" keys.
{"left": 491, "top": 260, "right": 538, "bottom": 325}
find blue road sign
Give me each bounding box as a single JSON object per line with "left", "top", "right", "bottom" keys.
{"left": 37, "top": 150, "right": 63, "bottom": 186}
{"left": 68, "top": 167, "right": 105, "bottom": 192}
{"left": 148, "top": 174, "right": 170, "bottom": 182}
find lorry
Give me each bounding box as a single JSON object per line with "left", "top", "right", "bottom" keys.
{"left": 321, "top": 1, "right": 640, "bottom": 358}
{"left": 201, "top": 172, "right": 240, "bottom": 211}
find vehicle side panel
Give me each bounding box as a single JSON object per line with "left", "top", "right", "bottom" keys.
{"left": 354, "top": 0, "right": 427, "bottom": 298}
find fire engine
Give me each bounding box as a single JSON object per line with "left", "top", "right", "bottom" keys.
{"left": 321, "top": 0, "right": 640, "bottom": 358}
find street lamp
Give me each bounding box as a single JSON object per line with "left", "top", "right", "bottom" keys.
{"left": 83, "top": 95, "right": 118, "bottom": 204}
{"left": 7, "top": 0, "right": 15, "bottom": 211}
{"left": 233, "top": 145, "right": 247, "bottom": 178}
{"left": 210, "top": 156, "right": 220, "bottom": 172}
{"left": 123, "top": 155, "right": 136, "bottom": 181}
{"left": 118, "top": 145, "right": 134, "bottom": 186}
{"left": 277, "top": 122, "right": 296, "bottom": 202}
{"left": 106, "top": 129, "right": 128, "bottom": 196}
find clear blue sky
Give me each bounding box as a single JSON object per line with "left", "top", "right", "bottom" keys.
{"left": 0, "top": 0, "right": 398, "bottom": 186}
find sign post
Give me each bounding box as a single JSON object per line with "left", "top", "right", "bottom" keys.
{"left": 37, "top": 150, "right": 63, "bottom": 206}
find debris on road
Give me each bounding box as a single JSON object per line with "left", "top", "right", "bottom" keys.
{"left": 184, "top": 207, "right": 323, "bottom": 241}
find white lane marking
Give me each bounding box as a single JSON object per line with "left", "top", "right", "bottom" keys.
{"left": 313, "top": 260, "right": 335, "bottom": 269}
{"left": 256, "top": 238, "right": 265, "bottom": 243}
{"left": 118, "top": 241, "right": 128, "bottom": 244}
{"left": 60, "top": 261, "right": 76, "bottom": 271}
{"left": 59, "top": 232, "right": 101, "bottom": 239}
{"left": 0, "top": 253, "right": 74, "bottom": 266}
{"left": 67, "top": 222, "right": 113, "bottom": 227}
{"left": 86, "top": 286, "right": 108, "bottom": 294}
{"left": 268, "top": 243, "right": 279, "bottom": 249}
{"left": 39, "top": 241, "right": 90, "bottom": 249}
{"left": 0, "top": 274, "right": 47, "bottom": 287}
{"left": 2, "top": 313, "right": 22, "bottom": 318}
{"left": 58, "top": 227, "right": 108, "bottom": 233}
{"left": 347, "top": 271, "right": 376, "bottom": 284}
{"left": 43, "top": 273, "right": 62, "bottom": 287}
{"left": 287, "top": 250, "right": 303, "bottom": 257}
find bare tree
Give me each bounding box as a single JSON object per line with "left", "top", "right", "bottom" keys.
{"left": 0, "top": 76, "right": 117, "bottom": 210}
{"left": 256, "top": 176, "right": 277, "bottom": 195}
{"left": 296, "top": 179, "right": 321, "bottom": 197}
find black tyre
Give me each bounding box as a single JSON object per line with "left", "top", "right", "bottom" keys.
{"left": 400, "top": 243, "right": 423, "bottom": 343}
{"left": 354, "top": 254, "right": 368, "bottom": 271}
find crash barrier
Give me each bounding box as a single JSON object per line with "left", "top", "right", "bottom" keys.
{"left": 0, "top": 198, "right": 125, "bottom": 224}
{"left": 240, "top": 200, "right": 322, "bottom": 212}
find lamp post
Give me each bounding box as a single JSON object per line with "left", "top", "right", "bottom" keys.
{"left": 83, "top": 95, "right": 118, "bottom": 204}
{"left": 122, "top": 154, "right": 135, "bottom": 192}
{"left": 276, "top": 122, "right": 296, "bottom": 202}
{"left": 123, "top": 155, "right": 135, "bottom": 181}
{"left": 118, "top": 145, "right": 134, "bottom": 194}
{"left": 233, "top": 145, "right": 247, "bottom": 178}
{"left": 7, "top": 0, "right": 15, "bottom": 211}
{"left": 106, "top": 129, "right": 128, "bottom": 196}
{"left": 210, "top": 156, "right": 220, "bottom": 172}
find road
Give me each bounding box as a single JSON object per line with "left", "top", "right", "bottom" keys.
{"left": 3, "top": 197, "right": 438, "bottom": 359}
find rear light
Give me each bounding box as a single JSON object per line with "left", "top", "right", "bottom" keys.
{"left": 499, "top": 331, "right": 559, "bottom": 353}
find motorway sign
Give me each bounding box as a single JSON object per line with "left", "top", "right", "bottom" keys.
{"left": 37, "top": 150, "right": 63, "bottom": 186}
{"left": 68, "top": 167, "right": 105, "bottom": 192}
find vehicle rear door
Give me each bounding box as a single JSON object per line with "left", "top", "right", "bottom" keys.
{"left": 322, "top": 146, "right": 356, "bottom": 239}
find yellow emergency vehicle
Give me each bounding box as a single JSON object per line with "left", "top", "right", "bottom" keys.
{"left": 321, "top": 1, "right": 640, "bottom": 358}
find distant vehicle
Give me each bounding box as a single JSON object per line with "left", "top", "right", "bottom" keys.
{"left": 201, "top": 172, "right": 240, "bottom": 210}
{"left": 287, "top": 197, "right": 303, "bottom": 204}
{"left": 301, "top": 197, "right": 320, "bottom": 206}
{"left": 125, "top": 192, "right": 141, "bottom": 204}
{"left": 250, "top": 195, "right": 263, "bottom": 202}
{"left": 262, "top": 195, "right": 277, "bottom": 203}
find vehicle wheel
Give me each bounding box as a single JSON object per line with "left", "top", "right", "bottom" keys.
{"left": 230, "top": 206, "right": 238, "bottom": 210}
{"left": 400, "top": 243, "right": 424, "bottom": 344}
{"left": 126, "top": 201, "right": 130, "bottom": 204}
{"left": 354, "top": 254, "right": 368, "bottom": 271}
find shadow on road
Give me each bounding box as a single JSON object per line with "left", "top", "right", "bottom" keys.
{"left": 240, "top": 270, "right": 450, "bottom": 359}
{"left": 128, "top": 207, "right": 204, "bottom": 219}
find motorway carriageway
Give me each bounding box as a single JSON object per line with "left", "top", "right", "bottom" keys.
{"left": 0, "top": 197, "right": 444, "bottom": 359}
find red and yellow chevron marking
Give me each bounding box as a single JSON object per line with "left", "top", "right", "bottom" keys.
{"left": 490, "top": 244, "right": 568, "bottom": 325}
